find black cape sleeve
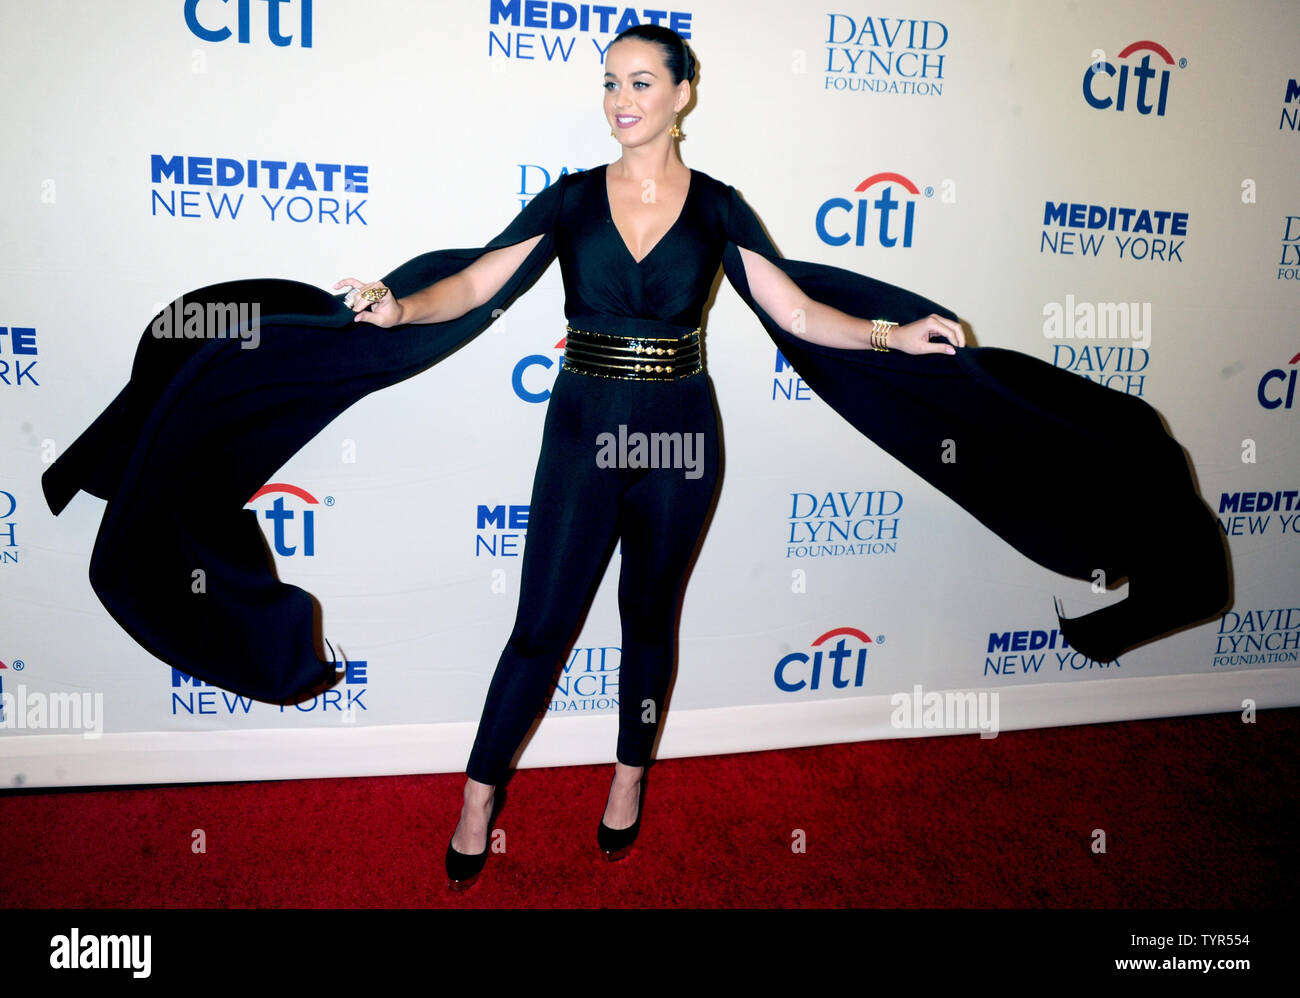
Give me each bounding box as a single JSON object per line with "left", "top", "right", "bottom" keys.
{"left": 41, "top": 175, "right": 570, "bottom": 702}
{"left": 717, "top": 184, "right": 1231, "bottom": 662}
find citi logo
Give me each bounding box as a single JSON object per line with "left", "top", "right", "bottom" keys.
{"left": 1083, "top": 40, "right": 1182, "bottom": 116}
{"left": 1258, "top": 352, "right": 1300, "bottom": 410}
{"left": 185, "top": 0, "right": 313, "bottom": 47}
{"left": 246, "top": 483, "right": 330, "bottom": 556}
{"left": 513, "top": 334, "right": 564, "bottom": 403}
{"left": 774, "top": 627, "right": 876, "bottom": 692}
{"left": 816, "top": 172, "right": 926, "bottom": 249}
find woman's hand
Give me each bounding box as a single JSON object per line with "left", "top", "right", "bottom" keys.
{"left": 886, "top": 314, "right": 965, "bottom": 355}
{"left": 333, "top": 277, "right": 406, "bottom": 327}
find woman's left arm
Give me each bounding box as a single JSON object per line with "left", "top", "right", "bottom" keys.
{"left": 736, "top": 245, "right": 965, "bottom": 356}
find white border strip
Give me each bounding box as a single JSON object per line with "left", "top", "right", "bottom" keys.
{"left": 1, "top": 668, "right": 1295, "bottom": 788}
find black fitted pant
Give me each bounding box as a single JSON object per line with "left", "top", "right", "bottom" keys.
{"left": 465, "top": 365, "right": 721, "bottom": 786}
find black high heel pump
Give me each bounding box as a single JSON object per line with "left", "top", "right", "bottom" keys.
{"left": 444, "top": 839, "right": 488, "bottom": 891}
{"left": 445, "top": 785, "right": 505, "bottom": 891}
{"left": 597, "top": 771, "right": 646, "bottom": 862}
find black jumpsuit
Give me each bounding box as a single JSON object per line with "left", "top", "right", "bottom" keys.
{"left": 465, "top": 165, "right": 726, "bottom": 785}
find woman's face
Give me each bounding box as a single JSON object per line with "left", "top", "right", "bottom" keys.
{"left": 603, "top": 39, "right": 689, "bottom": 146}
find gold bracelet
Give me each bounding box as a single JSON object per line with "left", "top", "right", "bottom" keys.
{"left": 869, "top": 319, "right": 897, "bottom": 352}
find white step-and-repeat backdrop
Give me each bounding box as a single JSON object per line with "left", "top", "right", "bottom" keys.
{"left": 2, "top": 0, "right": 1296, "bottom": 787}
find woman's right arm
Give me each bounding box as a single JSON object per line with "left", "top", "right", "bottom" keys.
{"left": 338, "top": 233, "right": 544, "bottom": 327}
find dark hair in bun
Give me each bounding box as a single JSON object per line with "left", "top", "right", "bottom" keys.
{"left": 610, "top": 24, "right": 696, "bottom": 85}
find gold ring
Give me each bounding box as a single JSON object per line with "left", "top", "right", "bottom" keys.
{"left": 361, "top": 286, "right": 388, "bottom": 303}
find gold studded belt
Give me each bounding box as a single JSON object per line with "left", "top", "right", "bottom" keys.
{"left": 562, "top": 325, "right": 703, "bottom": 381}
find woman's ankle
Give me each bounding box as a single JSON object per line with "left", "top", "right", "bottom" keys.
{"left": 463, "top": 777, "right": 495, "bottom": 807}
{"left": 612, "top": 761, "right": 644, "bottom": 780}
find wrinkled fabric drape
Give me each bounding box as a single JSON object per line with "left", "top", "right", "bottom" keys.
{"left": 43, "top": 172, "right": 1230, "bottom": 701}
{"left": 719, "top": 184, "right": 1229, "bottom": 663}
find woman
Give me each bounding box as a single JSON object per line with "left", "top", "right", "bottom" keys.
{"left": 340, "top": 25, "right": 964, "bottom": 888}
{"left": 43, "top": 25, "right": 1228, "bottom": 890}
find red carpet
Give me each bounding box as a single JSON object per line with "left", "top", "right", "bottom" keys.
{"left": 2, "top": 708, "right": 1295, "bottom": 908}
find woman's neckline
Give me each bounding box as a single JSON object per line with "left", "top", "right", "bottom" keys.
{"left": 602, "top": 162, "right": 696, "bottom": 267}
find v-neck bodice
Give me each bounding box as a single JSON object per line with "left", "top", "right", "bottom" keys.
{"left": 555, "top": 164, "right": 729, "bottom": 330}
{"left": 603, "top": 163, "right": 695, "bottom": 266}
